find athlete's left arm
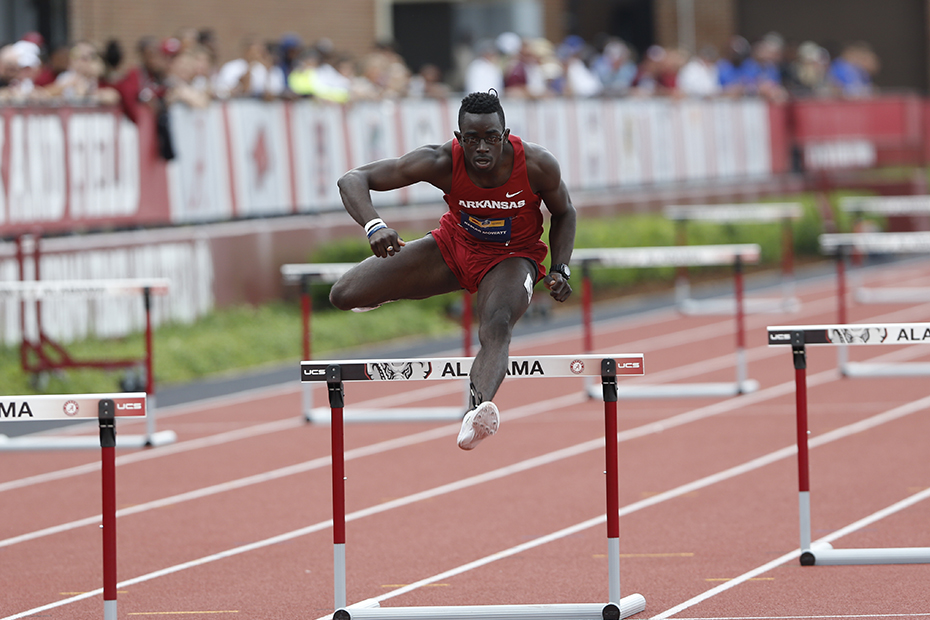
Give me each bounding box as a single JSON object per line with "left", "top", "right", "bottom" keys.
{"left": 529, "top": 145, "right": 576, "bottom": 303}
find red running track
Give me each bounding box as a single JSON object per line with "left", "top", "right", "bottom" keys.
{"left": 2, "top": 259, "right": 930, "bottom": 620}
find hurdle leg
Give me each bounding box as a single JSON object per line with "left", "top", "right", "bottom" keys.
{"left": 327, "top": 365, "right": 347, "bottom": 608}
{"left": 790, "top": 332, "right": 815, "bottom": 564}
{"left": 600, "top": 359, "right": 621, "bottom": 603}
{"left": 733, "top": 256, "right": 749, "bottom": 391}
{"left": 781, "top": 217, "right": 797, "bottom": 309}
{"left": 835, "top": 248, "right": 849, "bottom": 371}
{"left": 583, "top": 263, "right": 596, "bottom": 398}
{"left": 143, "top": 286, "right": 158, "bottom": 445}
{"left": 302, "top": 279, "right": 315, "bottom": 421}
{"left": 99, "top": 399, "right": 118, "bottom": 620}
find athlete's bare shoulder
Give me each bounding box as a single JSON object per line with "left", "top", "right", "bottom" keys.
{"left": 398, "top": 140, "right": 454, "bottom": 188}
{"left": 522, "top": 140, "right": 562, "bottom": 193}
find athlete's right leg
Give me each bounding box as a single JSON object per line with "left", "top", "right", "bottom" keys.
{"left": 329, "top": 235, "right": 462, "bottom": 311}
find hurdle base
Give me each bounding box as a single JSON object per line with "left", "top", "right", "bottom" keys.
{"left": 801, "top": 542, "right": 930, "bottom": 566}
{"left": 306, "top": 407, "right": 464, "bottom": 424}
{"left": 841, "top": 362, "right": 930, "bottom": 378}
{"left": 333, "top": 595, "right": 646, "bottom": 620}
{"left": 678, "top": 297, "right": 800, "bottom": 315}
{"left": 0, "top": 430, "right": 177, "bottom": 451}
{"left": 587, "top": 380, "right": 759, "bottom": 400}
{"left": 856, "top": 287, "right": 930, "bottom": 304}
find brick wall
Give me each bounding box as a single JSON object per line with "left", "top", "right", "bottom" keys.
{"left": 70, "top": 0, "right": 379, "bottom": 65}
{"left": 654, "top": 0, "right": 735, "bottom": 53}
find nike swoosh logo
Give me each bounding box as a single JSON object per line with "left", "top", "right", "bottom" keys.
{"left": 505, "top": 190, "right": 523, "bottom": 198}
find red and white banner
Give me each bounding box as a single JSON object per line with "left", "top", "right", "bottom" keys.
{"left": 3, "top": 95, "right": 926, "bottom": 237}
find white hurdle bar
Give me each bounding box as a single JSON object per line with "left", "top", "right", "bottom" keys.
{"left": 0, "top": 278, "right": 176, "bottom": 450}
{"left": 665, "top": 203, "right": 803, "bottom": 314}
{"left": 820, "top": 233, "right": 930, "bottom": 377}
{"left": 768, "top": 324, "right": 930, "bottom": 566}
{"left": 301, "top": 354, "right": 647, "bottom": 619}
{"left": 574, "top": 245, "right": 760, "bottom": 399}
{"left": 822, "top": 231, "right": 930, "bottom": 305}
{"left": 0, "top": 392, "right": 148, "bottom": 620}
{"left": 281, "top": 263, "right": 470, "bottom": 423}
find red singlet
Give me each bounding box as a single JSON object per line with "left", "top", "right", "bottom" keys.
{"left": 431, "top": 135, "right": 548, "bottom": 293}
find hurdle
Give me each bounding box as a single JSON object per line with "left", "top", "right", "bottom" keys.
{"left": 840, "top": 194, "right": 930, "bottom": 244}
{"left": 820, "top": 232, "right": 930, "bottom": 377}
{"left": 281, "top": 263, "right": 470, "bottom": 423}
{"left": 0, "top": 278, "right": 176, "bottom": 449}
{"left": 301, "top": 354, "right": 647, "bottom": 619}
{"left": 0, "top": 391, "right": 148, "bottom": 619}
{"left": 664, "top": 202, "right": 803, "bottom": 314}
{"left": 767, "top": 324, "right": 930, "bottom": 566}
{"left": 574, "top": 245, "right": 760, "bottom": 398}
{"left": 821, "top": 231, "right": 930, "bottom": 305}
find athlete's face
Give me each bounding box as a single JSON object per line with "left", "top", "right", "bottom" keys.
{"left": 455, "top": 112, "right": 510, "bottom": 172}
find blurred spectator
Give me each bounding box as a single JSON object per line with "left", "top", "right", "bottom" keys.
{"left": 165, "top": 46, "right": 213, "bottom": 108}
{"left": 174, "top": 28, "right": 201, "bottom": 53}
{"left": 677, "top": 44, "right": 720, "bottom": 97}
{"left": 464, "top": 38, "right": 503, "bottom": 94}
{"left": 0, "top": 40, "right": 45, "bottom": 102}
{"left": 110, "top": 36, "right": 174, "bottom": 157}
{"left": 33, "top": 44, "right": 71, "bottom": 86}
{"left": 277, "top": 33, "right": 304, "bottom": 84}
{"left": 593, "top": 38, "right": 637, "bottom": 96}
{"left": 503, "top": 37, "right": 548, "bottom": 99}
{"left": 288, "top": 48, "right": 350, "bottom": 102}
{"left": 358, "top": 40, "right": 410, "bottom": 99}
{"left": 409, "top": 63, "right": 452, "bottom": 99}
{"left": 631, "top": 45, "right": 667, "bottom": 96}
{"left": 785, "top": 41, "right": 831, "bottom": 97}
{"left": 658, "top": 48, "right": 687, "bottom": 95}
{"left": 557, "top": 35, "right": 602, "bottom": 97}
{"left": 829, "top": 42, "right": 878, "bottom": 98}
{"left": 738, "top": 34, "right": 787, "bottom": 101}
{"left": 100, "top": 39, "right": 125, "bottom": 84}
{"left": 0, "top": 45, "right": 20, "bottom": 89}
{"left": 45, "top": 41, "right": 120, "bottom": 105}
{"left": 215, "top": 37, "right": 285, "bottom": 100}
{"left": 717, "top": 35, "right": 750, "bottom": 95}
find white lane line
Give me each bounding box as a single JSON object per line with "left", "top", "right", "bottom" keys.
{"left": 3, "top": 262, "right": 925, "bottom": 495}
{"left": 4, "top": 326, "right": 930, "bottom": 549}
{"left": 6, "top": 356, "right": 930, "bottom": 620}
{"left": 325, "top": 393, "right": 930, "bottom": 618}
{"left": 652, "top": 487, "right": 930, "bottom": 619}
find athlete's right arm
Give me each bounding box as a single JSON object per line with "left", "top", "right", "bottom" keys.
{"left": 337, "top": 143, "right": 451, "bottom": 258}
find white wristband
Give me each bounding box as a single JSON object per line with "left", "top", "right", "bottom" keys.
{"left": 364, "top": 218, "right": 385, "bottom": 235}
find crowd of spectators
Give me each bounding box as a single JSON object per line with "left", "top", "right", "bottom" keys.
{"left": 0, "top": 28, "right": 881, "bottom": 112}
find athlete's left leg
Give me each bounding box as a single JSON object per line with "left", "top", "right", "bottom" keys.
{"left": 470, "top": 256, "right": 538, "bottom": 402}
{"left": 456, "top": 256, "right": 537, "bottom": 451}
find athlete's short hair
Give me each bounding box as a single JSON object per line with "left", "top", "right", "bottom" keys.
{"left": 458, "top": 90, "right": 505, "bottom": 129}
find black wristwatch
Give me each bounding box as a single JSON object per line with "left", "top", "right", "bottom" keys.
{"left": 549, "top": 263, "right": 571, "bottom": 280}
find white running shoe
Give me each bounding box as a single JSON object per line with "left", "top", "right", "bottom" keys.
{"left": 456, "top": 401, "right": 499, "bottom": 450}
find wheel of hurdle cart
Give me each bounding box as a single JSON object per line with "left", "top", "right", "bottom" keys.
{"left": 573, "top": 244, "right": 760, "bottom": 399}
{"left": 300, "top": 353, "right": 648, "bottom": 619}
{"left": 0, "top": 391, "right": 150, "bottom": 619}
{"left": 767, "top": 323, "right": 930, "bottom": 566}
{"left": 664, "top": 202, "right": 803, "bottom": 314}
{"left": 281, "top": 263, "right": 472, "bottom": 423}
{"left": 0, "top": 278, "right": 175, "bottom": 449}
{"left": 820, "top": 232, "right": 930, "bottom": 377}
